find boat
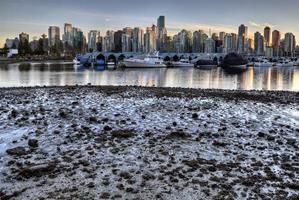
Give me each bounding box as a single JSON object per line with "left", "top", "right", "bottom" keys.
{"left": 276, "top": 59, "right": 295, "bottom": 67}
{"left": 123, "top": 51, "right": 167, "bottom": 68}
{"left": 195, "top": 60, "right": 218, "bottom": 69}
{"left": 73, "top": 55, "right": 81, "bottom": 65}
{"left": 171, "top": 59, "right": 194, "bottom": 67}
{"left": 96, "top": 59, "right": 105, "bottom": 66}
{"left": 107, "top": 61, "right": 116, "bottom": 69}
{"left": 254, "top": 59, "right": 274, "bottom": 67}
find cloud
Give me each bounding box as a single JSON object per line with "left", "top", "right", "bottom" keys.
{"left": 249, "top": 21, "right": 275, "bottom": 28}
{"left": 167, "top": 21, "right": 237, "bottom": 36}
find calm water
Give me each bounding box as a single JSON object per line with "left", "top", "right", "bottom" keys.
{"left": 0, "top": 61, "right": 298, "bottom": 91}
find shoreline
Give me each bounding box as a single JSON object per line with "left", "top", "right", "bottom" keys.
{"left": 0, "top": 85, "right": 298, "bottom": 104}
{"left": 0, "top": 59, "right": 72, "bottom": 65}
{"left": 0, "top": 85, "right": 298, "bottom": 199}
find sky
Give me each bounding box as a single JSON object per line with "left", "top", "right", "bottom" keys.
{"left": 0, "top": 0, "right": 299, "bottom": 47}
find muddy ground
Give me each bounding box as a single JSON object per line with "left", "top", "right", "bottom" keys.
{"left": 0, "top": 86, "right": 298, "bottom": 200}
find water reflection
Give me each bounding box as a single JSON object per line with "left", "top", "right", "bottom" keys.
{"left": 0, "top": 62, "right": 298, "bottom": 91}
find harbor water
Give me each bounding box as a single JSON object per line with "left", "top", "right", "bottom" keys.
{"left": 0, "top": 61, "right": 298, "bottom": 91}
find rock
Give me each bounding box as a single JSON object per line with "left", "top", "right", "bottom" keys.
{"left": 11, "top": 109, "right": 18, "bottom": 118}
{"left": 100, "top": 192, "right": 110, "bottom": 199}
{"left": 257, "top": 132, "right": 265, "bottom": 137}
{"left": 28, "top": 139, "right": 38, "bottom": 148}
{"left": 119, "top": 171, "right": 133, "bottom": 179}
{"left": 166, "top": 131, "right": 191, "bottom": 139}
{"left": 103, "top": 125, "right": 112, "bottom": 131}
{"left": 6, "top": 147, "right": 27, "bottom": 156}
{"left": 192, "top": 113, "right": 199, "bottom": 119}
{"left": 86, "top": 182, "right": 95, "bottom": 188}
{"left": 19, "top": 162, "right": 57, "bottom": 178}
{"left": 89, "top": 116, "right": 97, "bottom": 122}
{"left": 111, "top": 129, "right": 135, "bottom": 138}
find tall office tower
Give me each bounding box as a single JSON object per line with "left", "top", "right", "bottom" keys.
{"left": 272, "top": 30, "right": 281, "bottom": 57}
{"left": 113, "top": 30, "right": 123, "bottom": 52}
{"left": 156, "top": 16, "right": 167, "bottom": 52}
{"left": 63, "top": 23, "right": 73, "bottom": 46}
{"left": 231, "top": 33, "right": 237, "bottom": 52}
{"left": 173, "top": 34, "right": 180, "bottom": 53}
{"left": 284, "top": 33, "right": 296, "bottom": 57}
{"left": 71, "top": 27, "right": 84, "bottom": 52}
{"left": 103, "top": 30, "right": 115, "bottom": 52}
{"left": 254, "top": 32, "right": 264, "bottom": 55}
{"left": 224, "top": 33, "right": 234, "bottom": 53}
{"left": 237, "top": 24, "right": 248, "bottom": 53}
{"left": 88, "top": 30, "right": 98, "bottom": 51}
{"left": 192, "top": 30, "right": 204, "bottom": 53}
{"left": 219, "top": 32, "right": 226, "bottom": 43}
{"left": 178, "top": 29, "right": 192, "bottom": 53}
{"left": 48, "top": 26, "right": 60, "bottom": 47}
{"left": 132, "top": 27, "right": 144, "bottom": 53}
{"left": 264, "top": 26, "right": 271, "bottom": 47}
{"left": 144, "top": 25, "right": 157, "bottom": 53}
{"left": 204, "top": 38, "right": 215, "bottom": 53}
{"left": 121, "top": 34, "right": 131, "bottom": 52}
{"left": 246, "top": 38, "right": 253, "bottom": 54}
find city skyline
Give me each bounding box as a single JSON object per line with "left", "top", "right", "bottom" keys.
{"left": 1, "top": 0, "right": 299, "bottom": 47}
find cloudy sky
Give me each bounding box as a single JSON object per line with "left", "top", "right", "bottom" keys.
{"left": 0, "top": 0, "right": 299, "bottom": 46}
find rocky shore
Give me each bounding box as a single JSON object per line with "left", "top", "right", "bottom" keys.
{"left": 0, "top": 86, "right": 298, "bottom": 200}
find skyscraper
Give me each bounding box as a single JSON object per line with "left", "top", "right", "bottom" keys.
{"left": 132, "top": 27, "right": 144, "bottom": 53}
{"left": 224, "top": 33, "right": 233, "bottom": 53}
{"left": 144, "top": 25, "right": 156, "bottom": 53}
{"left": 103, "top": 30, "right": 115, "bottom": 52}
{"left": 254, "top": 32, "right": 264, "bottom": 55}
{"left": 122, "top": 27, "right": 133, "bottom": 52}
{"left": 156, "top": 16, "right": 167, "bottom": 52}
{"left": 178, "top": 30, "right": 192, "bottom": 53}
{"left": 272, "top": 30, "right": 281, "bottom": 57}
{"left": 237, "top": 24, "right": 248, "bottom": 53}
{"left": 114, "top": 30, "right": 123, "bottom": 53}
{"left": 264, "top": 26, "right": 271, "bottom": 47}
{"left": 88, "top": 30, "right": 98, "bottom": 51}
{"left": 63, "top": 23, "right": 73, "bottom": 46}
{"left": 204, "top": 38, "right": 215, "bottom": 53}
{"left": 48, "top": 26, "right": 60, "bottom": 47}
{"left": 192, "top": 30, "right": 204, "bottom": 53}
{"left": 284, "top": 33, "right": 296, "bottom": 57}
{"left": 157, "top": 16, "right": 165, "bottom": 29}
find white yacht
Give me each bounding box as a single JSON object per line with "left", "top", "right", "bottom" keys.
{"left": 254, "top": 59, "right": 274, "bottom": 67}
{"left": 276, "top": 59, "right": 295, "bottom": 67}
{"left": 73, "top": 54, "right": 81, "bottom": 65}
{"left": 73, "top": 58, "right": 80, "bottom": 65}
{"left": 172, "top": 59, "right": 194, "bottom": 67}
{"left": 123, "top": 52, "right": 166, "bottom": 68}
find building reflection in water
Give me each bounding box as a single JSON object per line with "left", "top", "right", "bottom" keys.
{"left": 0, "top": 63, "right": 298, "bottom": 91}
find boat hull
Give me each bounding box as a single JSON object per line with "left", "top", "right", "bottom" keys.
{"left": 195, "top": 65, "right": 218, "bottom": 69}
{"left": 171, "top": 62, "right": 194, "bottom": 67}
{"left": 73, "top": 59, "right": 80, "bottom": 65}
{"left": 123, "top": 60, "right": 166, "bottom": 68}
{"left": 254, "top": 63, "right": 273, "bottom": 67}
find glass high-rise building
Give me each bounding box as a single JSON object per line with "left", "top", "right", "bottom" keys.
{"left": 237, "top": 24, "right": 248, "bottom": 53}
{"left": 48, "top": 26, "right": 60, "bottom": 47}
{"left": 272, "top": 30, "right": 280, "bottom": 57}
{"left": 264, "top": 26, "right": 271, "bottom": 47}
{"left": 156, "top": 16, "right": 167, "bottom": 52}
{"left": 88, "top": 30, "right": 98, "bottom": 51}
